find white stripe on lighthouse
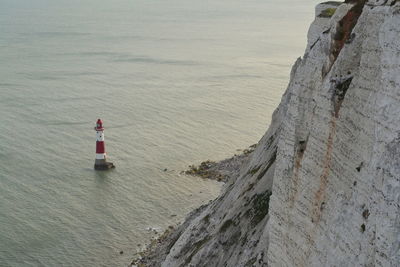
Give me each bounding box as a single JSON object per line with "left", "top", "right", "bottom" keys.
{"left": 96, "top": 153, "right": 106, "bottom": 160}
{"left": 96, "top": 131, "right": 105, "bottom": 141}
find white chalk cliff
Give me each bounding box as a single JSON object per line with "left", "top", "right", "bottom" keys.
{"left": 141, "top": 1, "right": 400, "bottom": 266}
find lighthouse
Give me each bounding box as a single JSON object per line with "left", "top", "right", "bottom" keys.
{"left": 94, "top": 119, "right": 115, "bottom": 170}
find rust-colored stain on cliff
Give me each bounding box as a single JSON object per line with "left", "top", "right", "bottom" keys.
{"left": 289, "top": 140, "right": 308, "bottom": 208}
{"left": 332, "top": 1, "right": 364, "bottom": 59}
{"left": 324, "top": 0, "right": 365, "bottom": 77}
{"left": 311, "top": 0, "right": 364, "bottom": 222}
{"left": 312, "top": 118, "right": 337, "bottom": 223}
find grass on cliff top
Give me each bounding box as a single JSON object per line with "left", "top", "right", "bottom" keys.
{"left": 318, "top": 8, "right": 337, "bottom": 18}
{"left": 321, "top": 1, "right": 342, "bottom": 6}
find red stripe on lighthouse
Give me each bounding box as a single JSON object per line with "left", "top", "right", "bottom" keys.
{"left": 96, "top": 141, "right": 105, "bottom": 154}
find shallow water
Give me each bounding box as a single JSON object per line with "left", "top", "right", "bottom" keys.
{"left": 0, "top": 0, "right": 320, "bottom": 266}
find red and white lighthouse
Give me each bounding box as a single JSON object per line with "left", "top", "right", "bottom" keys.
{"left": 94, "top": 119, "right": 115, "bottom": 170}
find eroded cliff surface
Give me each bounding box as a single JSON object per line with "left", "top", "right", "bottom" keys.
{"left": 137, "top": 1, "right": 400, "bottom": 266}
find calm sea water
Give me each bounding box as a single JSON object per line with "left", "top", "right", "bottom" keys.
{"left": 0, "top": 0, "right": 320, "bottom": 266}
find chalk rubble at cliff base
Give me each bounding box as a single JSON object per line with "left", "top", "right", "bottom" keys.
{"left": 132, "top": 1, "right": 400, "bottom": 266}
{"left": 182, "top": 144, "right": 257, "bottom": 182}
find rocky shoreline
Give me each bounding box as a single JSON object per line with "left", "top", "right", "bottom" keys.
{"left": 130, "top": 145, "right": 256, "bottom": 267}
{"left": 182, "top": 144, "right": 256, "bottom": 182}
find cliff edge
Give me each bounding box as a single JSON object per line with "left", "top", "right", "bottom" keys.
{"left": 134, "top": 1, "right": 400, "bottom": 266}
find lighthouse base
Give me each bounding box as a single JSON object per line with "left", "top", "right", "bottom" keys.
{"left": 94, "top": 159, "right": 115, "bottom": 170}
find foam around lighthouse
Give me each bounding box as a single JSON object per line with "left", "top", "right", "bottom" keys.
{"left": 94, "top": 160, "right": 115, "bottom": 170}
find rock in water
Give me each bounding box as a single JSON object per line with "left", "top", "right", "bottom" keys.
{"left": 138, "top": 1, "right": 400, "bottom": 266}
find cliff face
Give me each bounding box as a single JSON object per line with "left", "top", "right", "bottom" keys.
{"left": 268, "top": 1, "right": 400, "bottom": 266}
{"left": 140, "top": 1, "right": 400, "bottom": 266}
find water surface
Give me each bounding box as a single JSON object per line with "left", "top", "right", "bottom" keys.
{"left": 0, "top": 0, "right": 320, "bottom": 265}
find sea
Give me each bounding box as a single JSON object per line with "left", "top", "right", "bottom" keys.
{"left": 0, "top": 0, "right": 320, "bottom": 266}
